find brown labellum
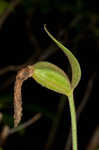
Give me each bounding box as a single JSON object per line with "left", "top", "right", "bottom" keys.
{"left": 14, "top": 66, "right": 33, "bottom": 127}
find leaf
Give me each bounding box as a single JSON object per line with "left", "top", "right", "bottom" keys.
{"left": 44, "top": 24, "right": 81, "bottom": 90}
{"left": 32, "top": 61, "right": 72, "bottom": 96}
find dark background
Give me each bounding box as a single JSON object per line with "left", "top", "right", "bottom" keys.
{"left": 0, "top": 0, "right": 99, "bottom": 150}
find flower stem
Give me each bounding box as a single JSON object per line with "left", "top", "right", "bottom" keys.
{"left": 68, "top": 93, "right": 78, "bottom": 150}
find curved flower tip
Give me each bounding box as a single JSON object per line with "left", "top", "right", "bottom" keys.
{"left": 44, "top": 24, "right": 81, "bottom": 90}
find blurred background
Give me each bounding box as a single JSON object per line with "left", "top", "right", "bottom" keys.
{"left": 0, "top": 0, "right": 99, "bottom": 150}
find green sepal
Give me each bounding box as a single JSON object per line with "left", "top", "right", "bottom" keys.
{"left": 44, "top": 25, "right": 81, "bottom": 90}
{"left": 32, "top": 61, "right": 72, "bottom": 96}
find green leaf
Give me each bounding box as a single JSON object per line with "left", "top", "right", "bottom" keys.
{"left": 31, "top": 61, "right": 72, "bottom": 96}
{"left": 44, "top": 25, "right": 81, "bottom": 90}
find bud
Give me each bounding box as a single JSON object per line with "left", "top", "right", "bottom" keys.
{"left": 31, "top": 61, "right": 72, "bottom": 96}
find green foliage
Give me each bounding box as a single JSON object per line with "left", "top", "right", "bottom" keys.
{"left": 0, "top": 147, "right": 3, "bottom": 150}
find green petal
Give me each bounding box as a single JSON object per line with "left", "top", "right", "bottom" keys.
{"left": 32, "top": 61, "right": 72, "bottom": 96}
{"left": 44, "top": 25, "right": 81, "bottom": 90}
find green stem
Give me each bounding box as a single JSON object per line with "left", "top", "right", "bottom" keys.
{"left": 68, "top": 93, "right": 78, "bottom": 150}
